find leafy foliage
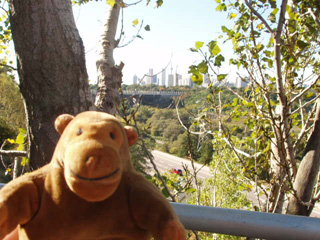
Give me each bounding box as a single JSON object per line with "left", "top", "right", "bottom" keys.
{"left": 0, "top": 73, "right": 26, "bottom": 141}
{"left": 188, "top": 0, "right": 320, "bottom": 215}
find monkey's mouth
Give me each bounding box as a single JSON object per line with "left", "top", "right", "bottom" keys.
{"left": 70, "top": 168, "right": 120, "bottom": 181}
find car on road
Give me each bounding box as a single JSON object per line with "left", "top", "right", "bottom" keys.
{"left": 171, "top": 168, "right": 183, "bottom": 176}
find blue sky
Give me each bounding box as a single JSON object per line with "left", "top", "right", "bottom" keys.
{"left": 73, "top": 0, "right": 233, "bottom": 85}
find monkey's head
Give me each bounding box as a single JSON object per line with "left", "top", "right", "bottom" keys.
{"left": 54, "top": 111, "right": 138, "bottom": 202}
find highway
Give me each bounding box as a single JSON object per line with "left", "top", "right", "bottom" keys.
{"left": 150, "top": 150, "right": 320, "bottom": 218}
{"left": 150, "top": 150, "right": 212, "bottom": 180}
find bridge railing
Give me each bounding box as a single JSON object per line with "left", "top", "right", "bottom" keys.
{"left": 122, "top": 90, "right": 184, "bottom": 96}
{"left": 171, "top": 202, "right": 320, "bottom": 239}
{"left": 1, "top": 183, "right": 319, "bottom": 239}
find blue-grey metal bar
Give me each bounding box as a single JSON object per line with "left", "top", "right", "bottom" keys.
{"left": 171, "top": 202, "right": 320, "bottom": 239}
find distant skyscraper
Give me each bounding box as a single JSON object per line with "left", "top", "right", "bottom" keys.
{"left": 167, "top": 74, "right": 174, "bottom": 87}
{"left": 152, "top": 75, "right": 157, "bottom": 84}
{"left": 201, "top": 73, "right": 210, "bottom": 87}
{"left": 146, "top": 69, "right": 153, "bottom": 85}
{"left": 175, "top": 73, "right": 182, "bottom": 86}
{"left": 161, "top": 69, "right": 166, "bottom": 86}
{"left": 235, "top": 77, "right": 248, "bottom": 88}
{"left": 133, "top": 74, "right": 138, "bottom": 85}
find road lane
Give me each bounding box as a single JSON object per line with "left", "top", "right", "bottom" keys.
{"left": 148, "top": 150, "right": 320, "bottom": 218}
{"left": 150, "top": 150, "right": 212, "bottom": 180}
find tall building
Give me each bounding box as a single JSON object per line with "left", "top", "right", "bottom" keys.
{"left": 167, "top": 74, "right": 174, "bottom": 87}
{"left": 152, "top": 75, "right": 157, "bottom": 84}
{"left": 146, "top": 69, "right": 153, "bottom": 85}
{"left": 175, "top": 73, "right": 182, "bottom": 86}
{"left": 133, "top": 74, "right": 138, "bottom": 85}
{"left": 235, "top": 77, "right": 248, "bottom": 88}
{"left": 181, "top": 77, "right": 193, "bottom": 86}
{"left": 202, "top": 73, "right": 209, "bottom": 88}
{"left": 161, "top": 69, "right": 166, "bottom": 86}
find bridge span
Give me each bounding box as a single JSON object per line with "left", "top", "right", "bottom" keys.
{"left": 122, "top": 90, "right": 184, "bottom": 108}
{"left": 122, "top": 90, "right": 184, "bottom": 97}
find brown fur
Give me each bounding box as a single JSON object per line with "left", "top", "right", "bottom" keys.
{"left": 0, "top": 111, "right": 185, "bottom": 240}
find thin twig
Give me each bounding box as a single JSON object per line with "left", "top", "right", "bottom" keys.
{"left": 244, "top": 0, "right": 274, "bottom": 34}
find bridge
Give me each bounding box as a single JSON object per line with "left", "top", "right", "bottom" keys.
{"left": 122, "top": 90, "right": 184, "bottom": 108}
{"left": 122, "top": 90, "right": 184, "bottom": 97}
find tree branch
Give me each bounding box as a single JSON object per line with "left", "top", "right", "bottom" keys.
{"left": 308, "top": 8, "right": 320, "bottom": 28}
{"left": 0, "top": 63, "right": 17, "bottom": 71}
{"left": 0, "top": 149, "right": 27, "bottom": 157}
{"left": 244, "top": 0, "right": 274, "bottom": 34}
{"left": 289, "top": 76, "right": 320, "bottom": 105}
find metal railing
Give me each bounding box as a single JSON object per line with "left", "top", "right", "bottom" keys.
{"left": 171, "top": 202, "right": 320, "bottom": 239}
{"left": 2, "top": 183, "right": 319, "bottom": 239}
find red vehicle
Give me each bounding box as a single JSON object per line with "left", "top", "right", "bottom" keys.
{"left": 171, "top": 168, "right": 183, "bottom": 176}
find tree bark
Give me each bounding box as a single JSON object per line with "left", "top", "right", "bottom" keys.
{"left": 95, "top": 3, "right": 123, "bottom": 114}
{"left": 287, "top": 99, "right": 320, "bottom": 216}
{"left": 9, "top": 0, "right": 94, "bottom": 169}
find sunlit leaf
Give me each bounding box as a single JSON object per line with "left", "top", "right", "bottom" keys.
{"left": 217, "top": 74, "right": 227, "bottom": 81}
{"left": 132, "top": 19, "right": 139, "bottom": 26}
{"left": 198, "top": 61, "right": 208, "bottom": 74}
{"left": 21, "top": 157, "right": 29, "bottom": 166}
{"left": 208, "top": 41, "right": 221, "bottom": 56}
{"left": 7, "top": 138, "right": 15, "bottom": 144}
{"left": 106, "top": 0, "right": 116, "bottom": 7}
{"left": 195, "top": 41, "right": 204, "bottom": 50}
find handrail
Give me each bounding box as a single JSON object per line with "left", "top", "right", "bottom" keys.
{"left": 171, "top": 202, "right": 320, "bottom": 239}
{"left": 1, "top": 183, "right": 319, "bottom": 239}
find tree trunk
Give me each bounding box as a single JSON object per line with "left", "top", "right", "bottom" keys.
{"left": 95, "top": 3, "right": 123, "bottom": 114}
{"left": 268, "top": 137, "right": 286, "bottom": 213}
{"left": 9, "top": 0, "right": 94, "bottom": 169}
{"left": 287, "top": 99, "right": 320, "bottom": 216}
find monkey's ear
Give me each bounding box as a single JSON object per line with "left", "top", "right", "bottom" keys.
{"left": 124, "top": 126, "right": 138, "bottom": 146}
{"left": 55, "top": 114, "right": 74, "bottom": 135}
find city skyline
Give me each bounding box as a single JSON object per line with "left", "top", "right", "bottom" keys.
{"left": 130, "top": 67, "right": 247, "bottom": 89}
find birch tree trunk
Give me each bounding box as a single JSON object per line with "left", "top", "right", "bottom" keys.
{"left": 95, "top": 3, "right": 124, "bottom": 114}
{"left": 9, "top": 0, "right": 94, "bottom": 169}
{"left": 287, "top": 99, "right": 320, "bottom": 216}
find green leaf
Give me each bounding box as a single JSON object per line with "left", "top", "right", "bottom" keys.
{"left": 217, "top": 74, "right": 228, "bottom": 81}
{"left": 221, "top": 25, "right": 229, "bottom": 33}
{"left": 106, "top": 0, "right": 116, "bottom": 7}
{"left": 208, "top": 41, "right": 221, "bottom": 56}
{"left": 186, "top": 187, "right": 196, "bottom": 193}
{"left": 271, "top": 8, "right": 279, "bottom": 15}
{"left": 216, "top": 3, "right": 226, "bottom": 11}
{"left": 256, "top": 44, "right": 264, "bottom": 52}
{"left": 15, "top": 133, "right": 25, "bottom": 145}
{"left": 21, "top": 157, "right": 29, "bottom": 166}
{"left": 198, "top": 61, "right": 208, "bottom": 74}
{"left": 190, "top": 72, "right": 203, "bottom": 85}
{"left": 144, "top": 25, "right": 151, "bottom": 31}
{"left": 156, "top": 0, "right": 163, "bottom": 7}
{"left": 231, "top": 98, "right": 238, "bottom": 107}
{"left": 7, "top": 138, "right": 15, "bottom": 144}
{"left": 195, "top": 41, "right": 204, "bottom": 50}
{"left": 161, "top": 188, "right": 169, "bottom": 198}
{"left": 214, "top": 54, "right": 225, "bottom": 67}
{"left": 229, "top": 13, "right": 237, "bottom": 19}
{"left": 268, "top": 13, "right": 276, "bottom": 23}
{"left": 132, "top": 19, "right": 139, "bottom": 26}
{"left": 297, "top": 40, "right": 309, "bottom": 50}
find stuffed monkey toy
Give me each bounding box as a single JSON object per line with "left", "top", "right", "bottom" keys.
{"left": 0, "top": 111, "right": 186, "bottom": 240}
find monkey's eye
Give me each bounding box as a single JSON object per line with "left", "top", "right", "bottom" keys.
{"left": 77, "top": 128, "right": 83, "bottom": 136}
{"left": 110, "top": 132, "right": 115, "bottom": 140}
